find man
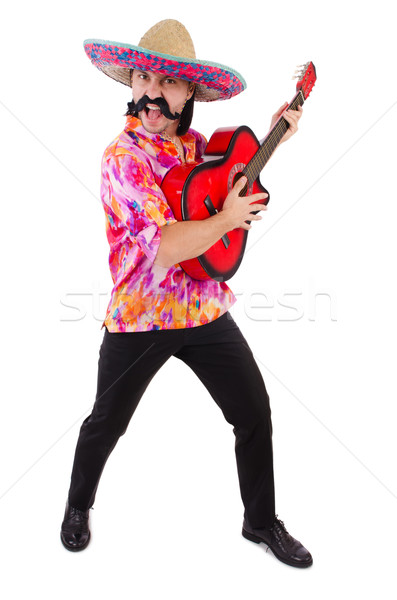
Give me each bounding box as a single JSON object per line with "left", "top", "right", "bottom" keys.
{"left": 61, "top": 19, "right": 312, "bottom": 568}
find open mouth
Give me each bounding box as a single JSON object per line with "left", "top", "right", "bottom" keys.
{"left": 144, "top": 105, "right": 163, "bottom": 122}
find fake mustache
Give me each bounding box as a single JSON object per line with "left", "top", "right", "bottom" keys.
{"left": 127, "top": 95, "right": 181, "bottom": 121}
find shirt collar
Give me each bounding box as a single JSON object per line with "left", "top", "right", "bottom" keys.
{"left": 124, "top": 115, "right": 197, "bottom": 162}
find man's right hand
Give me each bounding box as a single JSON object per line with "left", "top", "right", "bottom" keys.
{"left": 155, "top": 176, "right": 268, "bottom": 269}
{"left": 221, "top": 176, "right": 268, "bottom": 231}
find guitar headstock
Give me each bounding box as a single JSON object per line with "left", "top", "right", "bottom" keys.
{"left": 293, "top": 61, "right": 317, "bottom": 100}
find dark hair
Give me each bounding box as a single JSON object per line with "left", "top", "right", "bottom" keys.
{"left": 176, "top": 89, "right": 195, "bottom": 136}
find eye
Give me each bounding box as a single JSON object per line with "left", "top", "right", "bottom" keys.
{"left": 137, "top": 72, "right": 148, "bottom": 80}
{"left": 164, "top": 78, "right": 176, "bottom": 84}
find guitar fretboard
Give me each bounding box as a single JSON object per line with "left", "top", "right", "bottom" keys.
{"left": 240, "top": 90, "right": 305, "bottom": 194}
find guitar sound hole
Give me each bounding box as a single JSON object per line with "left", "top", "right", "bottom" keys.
{"left": 233, "top": 172, "right": 248, "bottom": 197}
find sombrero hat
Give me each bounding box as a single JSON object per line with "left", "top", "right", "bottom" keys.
{"left": 84, "top": 19, "right": 246, "bottom": 102}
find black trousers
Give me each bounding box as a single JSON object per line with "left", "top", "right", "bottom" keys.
{"left": 67, "top": 312, "right": 275, "bottom": 529}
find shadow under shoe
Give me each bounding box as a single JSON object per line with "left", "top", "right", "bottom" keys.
{"left": 242, "top": 515, "right": 313, "bottom": 568}
{"left": 60, "top": 502, "right": 91, "bottom": 552}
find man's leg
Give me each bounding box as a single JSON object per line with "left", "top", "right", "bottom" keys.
{"left": 67, "top": 327, "right": 183, "bottom": 512}
{"left": 174, "top": 313, "right": 312, "bottom": 567}
{"left": 174, "top": 314, "right": 275, "bottom": 529}
{"left": 61, "top": 326, "right": 184, "bottom": 551}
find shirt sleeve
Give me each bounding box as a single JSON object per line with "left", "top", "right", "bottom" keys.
{"left": 195, "top": 132, "right": 208, "bottom": 160}
{"left": 101, "top": 147, "right": 176, "bottom": 286}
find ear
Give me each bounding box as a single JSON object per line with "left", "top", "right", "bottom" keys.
{"left": 186, "top": 82, "right": 195, "bottom": 101}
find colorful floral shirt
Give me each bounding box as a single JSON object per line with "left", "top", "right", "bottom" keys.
{"left": 100, "top": 115, "right": 236, "bottom": 332}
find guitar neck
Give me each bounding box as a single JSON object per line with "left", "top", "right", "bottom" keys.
{"left": 242, "top": 90, "right": 305, "bottom": 186}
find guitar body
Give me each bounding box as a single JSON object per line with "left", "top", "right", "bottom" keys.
{"left": 161, "top": 61, "right": 316, "bottom": 282}
{"left": 162, "top": 126, "right": 269, "bottom": 282}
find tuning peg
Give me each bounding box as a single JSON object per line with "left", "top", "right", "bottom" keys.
{"left": 292, "top": 70, "right": 303, "bottom": 80}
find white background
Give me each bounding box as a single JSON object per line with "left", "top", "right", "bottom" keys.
{"left": 1, "top": 0, "right": 396, "bottom": 597}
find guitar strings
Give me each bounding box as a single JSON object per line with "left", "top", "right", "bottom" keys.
{"left": 240, "top": 91, "right": 305, "bottom": 196}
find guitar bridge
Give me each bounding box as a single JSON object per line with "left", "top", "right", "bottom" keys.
{"left": 204, "top": 196, "right": 230, "bottom": 249}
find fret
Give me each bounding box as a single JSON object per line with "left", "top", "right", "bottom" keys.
{"left": 242, "top": 89, "right": 305, "bottom": 188}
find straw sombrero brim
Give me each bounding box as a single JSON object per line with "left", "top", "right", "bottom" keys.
{"left": 84, "top": 39, "right": 246, "bottom": 102}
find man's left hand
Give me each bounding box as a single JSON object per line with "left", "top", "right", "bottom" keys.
{"left": 270, "top": 102, "right": 303, "bottom": 144}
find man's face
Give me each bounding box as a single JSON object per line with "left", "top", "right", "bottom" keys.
{"left": 131, "top": 69, "right": 194, "bottom": 136}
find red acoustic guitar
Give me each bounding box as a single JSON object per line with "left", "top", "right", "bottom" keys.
{"left": 162, "top": 62, "right": 317, "bottom": 282}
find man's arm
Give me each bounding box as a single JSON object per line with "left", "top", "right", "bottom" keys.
{"left": 154, "top": 105, "right": 303, "bottom": 269}
{"left": 154, "top": 176, "right": 267, "bottom": 269}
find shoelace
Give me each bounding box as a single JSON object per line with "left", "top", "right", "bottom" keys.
{"left": 270, "top": 515, "right": 296, "bottom": 550}
{"left": 68, "top": 507, "right": 88, "bottom": 523}
{"left": 272, "top": 515, "right": 289, "bottom": 535}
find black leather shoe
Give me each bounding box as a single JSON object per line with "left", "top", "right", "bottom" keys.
{"left": 60, "top": 502, "right": 91, "bottom": 552}
{"left": 242, "top": 515, "right": 313, "bottom": 568}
